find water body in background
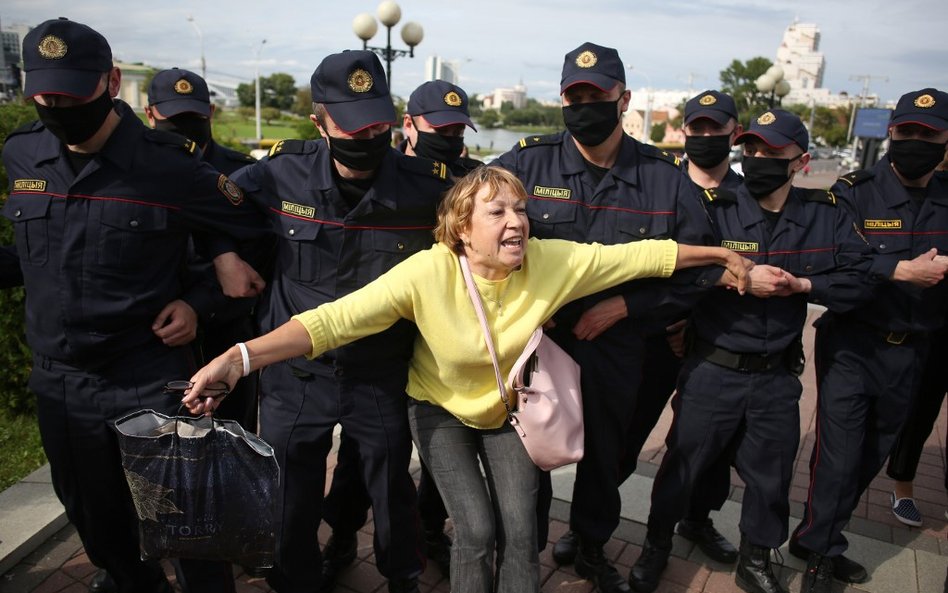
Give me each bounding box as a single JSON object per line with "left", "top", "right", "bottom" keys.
{"left": 462, "top": 127, "right": 555, "bottom": 157}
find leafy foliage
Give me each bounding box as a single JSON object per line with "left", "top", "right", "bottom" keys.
{"left": 236, "top": 72, "right": 297, "bottom": 110}
{"left": 719, "top": 56, "right": 774, "bottom": 127}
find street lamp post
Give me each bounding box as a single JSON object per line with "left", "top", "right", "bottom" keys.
{"left": 352, "top": 1, "right": 424, "bottom": 87}
{"left": 627, "top": 65, "right": 653, "bottom": 144}
{"left": 755, "top": 65, "right": 791, "bottom": 108}
{"left": 254, "top": 39, "right": 266, "bottom": 143}
{"left": 186, "top": 15, "right": 206, "bottom": 80}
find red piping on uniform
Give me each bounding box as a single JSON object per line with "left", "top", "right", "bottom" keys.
{"left": 270, "top": 206, "right": 434, "bottom": 231}
{"left": 12, "top": 191, "right": 182, "bottom": 210}
{"left": 864, "top": 230, "right": 948, "bottom": 236}
{"left": 529, "top": 195, "right": 675, "bottom": 216}
{"left": 796, "top": 394, "right": 822, "bottom": 539}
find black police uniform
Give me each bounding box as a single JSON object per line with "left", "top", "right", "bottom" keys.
{"left": 186, "top": 140, "right": 262, "bottom": 429}
{"left": 648, "top": 183, "right": 873, "bottom": 548}
{"left": 495, "top": 131, "right": 716, "bottom": 547}
{"left": 231, "top": 139, "right": 449, "bottom": 592}
{"left": 792, "top": 160, "right": 948, "bottom": 557}
{"left": 325, "top": 141, "right": 482, "bottom": 542}
{"left": 1, "top": 101, "right": 266, "bottom": 593}
{"left": 620, "top": 166, "right": 746, "bottom": 516}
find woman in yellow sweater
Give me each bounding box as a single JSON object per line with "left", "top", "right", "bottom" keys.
{"left": 182, "top": 166, "right": 749, "bottom": 593}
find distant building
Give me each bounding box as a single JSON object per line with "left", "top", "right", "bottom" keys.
{"left": 424, "top": 55, "right": 459, "bottom": 85}
{"left": 115, "top": 62, "right": 151, "bottom": 110}
{"left": 776, "top": 20, "right": 825, "bottom": 93}
{"left": 481, "top": 82, "right": 527, "bottom": 110}
{"left": 0, "top": 22, "right": 27, "bottom": 99}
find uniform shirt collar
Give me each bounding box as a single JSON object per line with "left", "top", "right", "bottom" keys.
{"left": 561, "top": 131, "right": 640, "bottom": 186}
{"left": 29, "top": 99, "right": 138, "bottom": 171}
{"left": 313, "top": 142, "right": 400, "bottom": 211}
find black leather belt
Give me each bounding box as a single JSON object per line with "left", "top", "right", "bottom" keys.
{"left": 692, "top": 339, "right": 786, "bottom": 373}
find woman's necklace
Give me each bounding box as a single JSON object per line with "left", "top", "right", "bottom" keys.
{"left": 478, "top": 278, "right": 512, "bottom": 315}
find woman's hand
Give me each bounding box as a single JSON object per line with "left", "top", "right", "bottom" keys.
{"left": 724, "top": 251, "right": 754, "bottom": 295}
{"left": 180, "top": 348, "right": 243, "bottom": 415}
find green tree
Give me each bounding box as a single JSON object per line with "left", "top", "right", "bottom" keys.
{"left": 261, "top": 107, "right": 281, "bottom": 124}
{"left": 650, "top": 122, "right": 666, "bottom": 144}
{"left": 477, "top": 109, "right": 501, "bottom": 129}
{"left": 720, "top": 56, "right": 773, "bottom": 126}
{"left": 291, "top": 87, "right": 312, "bottom": 117}
{"left": 0, "top": 101, "right": 38, "bottom": 414}
{"left": 236, "top": 72, "right": 297, "bottom": 110}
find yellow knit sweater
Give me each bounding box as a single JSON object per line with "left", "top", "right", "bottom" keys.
{"left": 293, "top": 238, "right": 678, "bottom": 428}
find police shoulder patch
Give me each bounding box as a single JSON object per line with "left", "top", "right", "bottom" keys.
{"left": 145, "top": 129, "right": 199, "bottom": 155}
{"left": 217, "top": 174, "right": 244, "bottom": 205}
{"left": 801, "top": 188, "right": 838, "bottom": 206}
{"left": 267, "top": 139, "right": 315, "bottom": 158}
{"left": 638, "top": 143, "right": 681, "bottom": 167}
{"left": 516, "top": 133, "right": 562, "bottom": 150}
{"left": 701, "top": 187, "right": 738, "bottom": 205}
{"left": 837, "top": 169, "right": 873, "bottom": 187}
{"left": 398, "top": 155, "right": 449, "bottom": 181}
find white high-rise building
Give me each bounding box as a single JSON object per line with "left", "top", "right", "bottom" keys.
{"left": 424, "top": 55, "right": 459, "bottom": 85}
{"left": 776, "top": 20, "right": 825, "bottom": 91}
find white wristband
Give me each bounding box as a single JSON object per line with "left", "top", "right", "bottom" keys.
{"left": 236, "top": 342, "right": 251, "bottom": 377}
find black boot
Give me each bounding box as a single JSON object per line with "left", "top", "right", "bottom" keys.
{"left": 676, "top": 518, "right": 738, "bottom": 563}
{"left": 628, "top": 536, "right": 671, "bottom": 593}
{"left": 800, "top": 553, "right": 834, "bottom": 593}
{"left": 574, "top": 541, "right": 631, "bottom": 593}
{"left": 788, "top": 537, "right": 868, "bottom": 583}
{"left": 423, "top": 529, "right": 452, "bottom": 578}
{"left": 89, "top": 570, "right": 116, "bottom": 593}
{"left": 734, "top": 538, "right": 786, "bottom": 593}
{"left": 319, "top": 531, "right": 358, "bottom": 593}
{"left": 388, "top": 576, "right": 421, "bottom": 593}
{"left": 552, "top": 530, "right": 579, "bottom": 565}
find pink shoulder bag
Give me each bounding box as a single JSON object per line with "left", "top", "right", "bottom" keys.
{"left": 459, "top": 254, "right": 584, "bottom": 471}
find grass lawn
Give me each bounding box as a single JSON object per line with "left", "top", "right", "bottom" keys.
{"left": 0, "top": 410, "right": 46, "bottom": 491}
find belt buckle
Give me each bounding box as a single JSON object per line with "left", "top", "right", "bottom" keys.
{"left": 885, "top": 331, "right": 908, "bottom": 345}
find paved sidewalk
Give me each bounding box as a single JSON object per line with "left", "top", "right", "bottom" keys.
{"left": 2, "top": 310, "right": 946, "bottom": 593}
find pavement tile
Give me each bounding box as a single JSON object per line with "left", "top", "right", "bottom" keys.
{"left": 891, "top": 529, "right": 941, "bottom": 555}
{"left": 914, "top": 550, "right": 948, "bottom": 593}
{"left": 661, "top": 555, "right": 710, "bottom": 590}
{"left": 540, "top": 568, "right": 594, "bottom": 593}
{"left": 701, "top": 571, "right": 743, "bottom": 593}
{"left": 32, "top": 570, "right": 77, "bottom": 593}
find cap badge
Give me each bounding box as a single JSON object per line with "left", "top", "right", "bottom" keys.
{"left": 575, "top": 50, "right": 598, "bottom": 69}
{"left": 443, "top": 91, "right": 462, "bottom": 107}
{"left": 914, "top": 94, "right": 935, "bottom": 109}
{"left": 37, "top": 35, "right": 67, "bottom": 60}
{"left": 347, "top": 69, "right": 374, "bottom": 93}
{"left": 757, "top": 112, "right": 776, "bottom": 125}
{"left": 174, "top": 79, "right": 194, "bottom": 95}
{"left": 699, "top": 95, "right": 717, "bottom": 106}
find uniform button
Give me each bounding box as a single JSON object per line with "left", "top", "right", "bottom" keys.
{"left": 14, "top": 209, "right": 21, "bottom": 217}
{"left": 542, "top": 213, "right": 550, "bottom": 220}
{"left": 288, "top": 228, "right": 296, "bottom": 236}
{"left": 639, "top": 227, "right": 647, "bottom": 235}
{"left": 396, "top": 242, "right": 405, "bottom": 251}
{"left": 805, "top": 265, "right": 813, "bottom": 272}
{"left": 129, "top": 219, "right": 139, "bottom": 228}
{"left": 879, "top": 243, "right": 885, "bottom": 250}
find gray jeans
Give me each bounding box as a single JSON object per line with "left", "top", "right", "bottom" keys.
{"left": 407, "top": 400, "right": 540, "bottom": 593}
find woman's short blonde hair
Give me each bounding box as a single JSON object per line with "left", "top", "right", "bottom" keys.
{"left": 435, "top": 166, "right": 529, "bottom": 253}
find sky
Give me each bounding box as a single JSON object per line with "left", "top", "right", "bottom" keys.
{"left": 3, "top": 0, "right": 947, "bottom": 104}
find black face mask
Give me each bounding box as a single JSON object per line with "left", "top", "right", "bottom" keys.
{"left": 685, "top": 134, "right": 733, "bottom": 169}
{"left": 154, "top": 113, "right": 212, "bottom": 147}
{"left": 412, "top": 129, "right": 465, "bottom": 163}
{"left": 34, "top": 89, "right": 115, "bottom": 145}
{"left": 327, "top": 129, "right": 392, "bottom": 171}
{"left": 888, "top": 139, "right": 947, "bottom": 181}
{"left": 562, "top": 98, "right": 621, "bottom": 147}
{"left": 742, "top": 155, "right": 799, "bottom": 198}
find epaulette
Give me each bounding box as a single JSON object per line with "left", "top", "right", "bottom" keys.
{"left": 267, "top": 139, "right": 315, "bottom": 158}
{"left": 836, "top": 169, "right": 873, "bottom": 187}
{"left": 6, "top": 120, "right": 44, "bottom": 139}
{"left": 144, "top": 129, "right": 199, "bottom": 155}
{"left": 224, "top": 149, "right": 257, "bottom": 163}
{"left": 398, "top": 155, "right": 449, "bottom": 181}
{"left": 515, "top": 133, "right": 562, "bottom": 150}
{"left": 800, "top": 188, "right": 838, "bottom": 206}
{"left": 451, "top": 156, "right": 485, "bottom": 176}
{"left": 700, "top": 187, "right": 738, "bottom": 205}
{"left": 638, "top": 143, "right": 682, "bottom": 168}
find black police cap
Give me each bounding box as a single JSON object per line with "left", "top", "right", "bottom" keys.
{"left": 310, "top": 50, "right": 395, "bottom": 134}
{"left": 735, "top": 109, "right": 809, "bottom": 152}
{"left": 407, "top": 80, "right": 476, "bottom": 131}
{"left": 684, "top": 90, "right": 738, "bottom": 126}
{"left": 890, "top": 88, "right": 948, "bottom": 131}
{"left": 148, "top": 68, "right": 211, "bottom": 117}
{"left": 560, "top": 42, "right": 625, "bottom": 94}
{"left": 23, "top": 18, "right": 112, "bottom": 98}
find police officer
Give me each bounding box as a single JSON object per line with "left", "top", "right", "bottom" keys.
{"left": 229, "top": 50, "right": 451, "bottom": 593}
{"left": 495, "top": 42, "right": 718, "bottom": 593}
{"left": 619, "top": 90, "right": 745, "bottom": 568}
{"left": 633, "top": 109, "right": 874, "bottom": 593}
{"left": 790, "top": 89, "right": 948, "bottom": 593}
{"left": 146, "top": 67, "right": 261, "bottom": 430}
{"left": 2, "top": 17, "right": 266, "bottom": 593}
{"left": 323, "top": 78, "right": 482, "bottom": 580}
